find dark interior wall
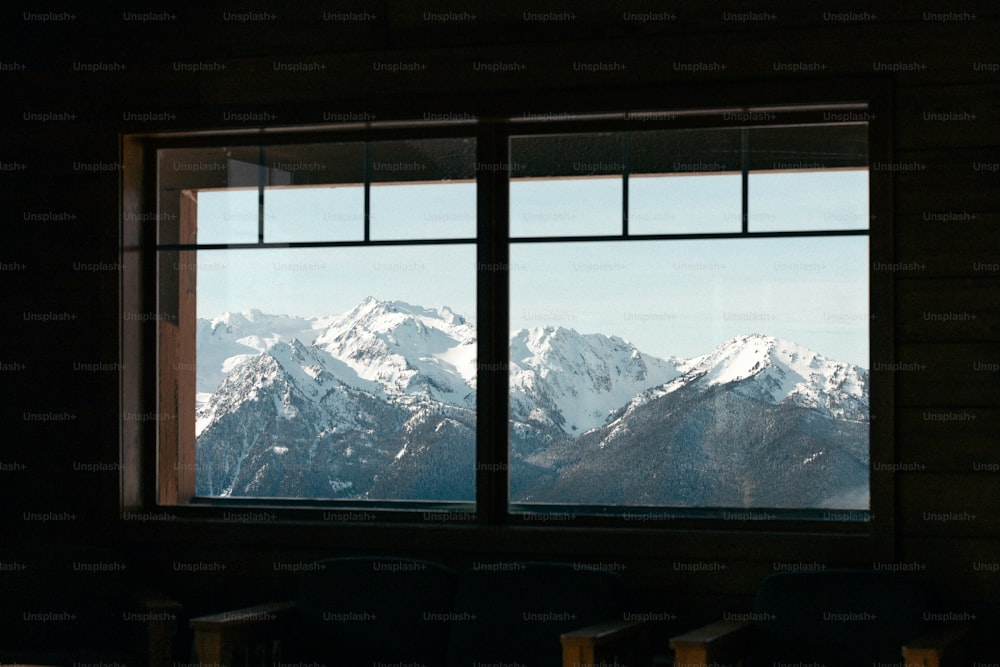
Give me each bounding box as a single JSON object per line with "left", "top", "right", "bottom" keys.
{"left": 2, "top": 0, "right": 999, "bottom": 656}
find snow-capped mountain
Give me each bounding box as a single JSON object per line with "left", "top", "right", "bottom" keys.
{"left": 676, "top": 333, "right": 868, "bottom": 420}
{"left": 195, "top": 298, "right": 478, "bottom": 498}
{"left": 521, "top": 375, "right": 870, "bottom": 509}
{"left": 195, "top": 309, "right": 318, "bottom": 405}
{"left": 195, "top": 337, "right": 377, "bottom": 438}
{"left": 194, "top": 299, "right": 869, "bottom": 507}
{"left": 617, "top": 333, "right": 869, "bottom": 427}
{"left": 195, "top": 298, "right": 476, "bottom": 408}
{"left": 515, "top": 334, "right": 870, "bottom": 509}
{"left": 312, "top": 297, "right": 477, "bottom": 407}
{"left": 509, "top": 326, "right": 683, "bottom": 434}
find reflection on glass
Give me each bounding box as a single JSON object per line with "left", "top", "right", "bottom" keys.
{"left": 629, "top": 173, "right": 741, "bottom": 235}
{"left": 747, "top": 124, "right": 868, "bottom": 171}
{"left": 749, "top": 169, "right": 869, "bottom": 232}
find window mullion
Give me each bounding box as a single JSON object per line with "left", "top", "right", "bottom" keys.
{"left": 257, "top": 143, "right": 266, "bottom": 244}
{"left": 476, "top": 123, "right": 510, "bottom": 525}
{"left": 363, "top": 142, "right": 371, "bottom": 242}
{"left": 741, "top": 126, "right": 749, "bottom": 234}
{"left": 623, "top": 131, "right": 630, "bottom": 237}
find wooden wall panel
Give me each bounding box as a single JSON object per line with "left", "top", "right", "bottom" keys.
{"left": 892, "top": 343, "right": 999, "bottom": 406}
{"left": 895, "top": 83, "right": 1000, "bottom": 151}
{"left": 895, "top": 214, "right": 1000, "bottom": 277}
{"left": 898, "top": 407, "right": 1000, "bottom": 472}
{"left": 896, "top": 278, "right": 1000, "bottom": 341}
{"left": 898, "top": 473, "right": 1000, "bottom": 537}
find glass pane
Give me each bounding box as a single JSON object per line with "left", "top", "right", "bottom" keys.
{"left": 189, "top": 240, "right": 477, "bottom": 501}
{"left": 747, "top": 124, "right": 868, "bottom": 171}
{"left": 510, "top": 177, "right": 622, "bottom": 237}
{"left": 262, "top": 142, "right": 365, "bottom": 242}
{"left": 747, "top": 123, "right": 869, "bottom": 232}
{"left": 370, "top": 182, "right": 475, "bottom": 240}
{"left": 509, "top": 237, "right": 869, "bottom": 510}
{"left": 264, "top": 186, "right": 364, "bottom": 243}
{"left": 627, "top": 127, "right": 742, "bottom": 234}
{"left": 158, "top": 146, "right": 260, "bottom": 245}
{"left": 749, "top": 169, "right": 869, "bottom": 232}
{"left": 629, "top": 173, "right": 742, "bottom": 234}
{"left": 510, "top": 132, "right": 624, "bottom": 237}
{"left": 629, "top": 127, "right": 743, "bottom": 173}
{"left": 369, "top": 137, "right": 476, "bottom": 240}
{"left": 193, "top": 189, "right": 258, "bottom": 244}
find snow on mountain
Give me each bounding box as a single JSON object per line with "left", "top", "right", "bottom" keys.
{"left": 194, "top": 300, "right": 479, "bottom": 499}
{"left": 198, "top": 297, "right": 477, "bottom": 436}
{"left": 619, "top": 333, "right": 869, "bottom": 425}
{"left": 198, "top": 304, "right": 866, "bottom": 440}
{"left": 196, "top": 337, "right": 356, "bottom": 438}
{"left": 195, "top": 299, "right": 477, "bottom": 407}
{"left": 312, "top": 296, "right": 477, "bottom": 406}
{"left": 195, "top": 309, "right": 318, "bottom": 405}
{"left": 509, "top": 326, "right": 684, "bottom": 434}
{"left": 194, "top": 299, "right": 871, "bottom": 503}
{"left": 194, "top": 336, "right": 407, "bottom": 496}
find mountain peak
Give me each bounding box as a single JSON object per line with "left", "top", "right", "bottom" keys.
{"left": 310, "top": 297, "right": 477, "bottom": 402}
{"left": 340, "top": 297, "right": 469, "bottom": 329}
{"left": 210, "top": 310, "right": 248, "bottom": 330}
{"left": 209, "top": 308, "right": 299, "bottom": 332}
{"left": 682, "top": 333, "right": 808, "bottom": 384}
{"left": 509, "top": 325, "right": 683, "bottom": 434}
{"left": 668, "top": 333, "right": 867, "bottom": 420}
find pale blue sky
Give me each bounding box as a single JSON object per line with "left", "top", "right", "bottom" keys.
{"left": 193, "top": 170, "right": 869, "bottom": 366}
{"left": 510, "top": 236, "right": 868, "bottom": 365}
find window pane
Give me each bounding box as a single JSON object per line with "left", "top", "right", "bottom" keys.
{"left": 369, "top": 137, "right": 476, "bottom": 240}
{"left": 192, "top": 188, "right": 259, "bottom": 244}
{"left": 370, "top": 182, "right": 475, "bottom": 240}
{"left": 510, "top": 132, "right": 624, "bottom": 237}
{"left": 747, "top": 124, "right": 868, "bottom": 171}
{"left": 509, "top": 237, "right": 869, "bottom": 510}
{"left": 188, "top": 241, "right": 477, "bottom": 501}
{"left": 263, "top": 186, "right": 365, "bottom": 243}
{"left": 627, "top": 127, "right": 742, "bottom": 234}
{"left": 747, "top": 123, "right": 869, "bottom": 232}
{"left": 510, "top": 177, "right": 622, "bottom": 237}
{"left": 749, "top": 169, "right": 869, "bottom": 232}
{"left": 629, "top": 127, "right": 743, "bottom": 173}
{"left": 262, "top": 142, "right": 366, "bottom": 242}
{"left": 158, "top": 146, "right": 261, "bottom": 245}
{"left": 629, "top": 173, "right": 742, "bottom": 234}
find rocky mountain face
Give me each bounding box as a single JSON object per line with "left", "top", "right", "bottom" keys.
{"left": 194, "top": 298, "right": 869, "bottom": 508}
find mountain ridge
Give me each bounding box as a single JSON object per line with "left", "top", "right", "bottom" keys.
{"left": 194, "top": 298, "right": 869, "bottom": 506}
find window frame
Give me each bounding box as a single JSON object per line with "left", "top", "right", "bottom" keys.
{"left": 499, "top": 110, "right": 875, "bottom": 523}
{"left": 121, "top": 81, "right": 894, "bottom": 558}
{"left": 152, "top": 126, "right": 480, "bottom": 506}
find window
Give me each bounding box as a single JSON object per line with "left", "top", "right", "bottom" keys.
{"left": 154, "top": 134, "right": 478, "bottom": 503}
{"left": 124, "top": 99, "right": 884, "bottom": 526}
{"left": 508, "top": 122, "right": 870, "bottom": 514}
